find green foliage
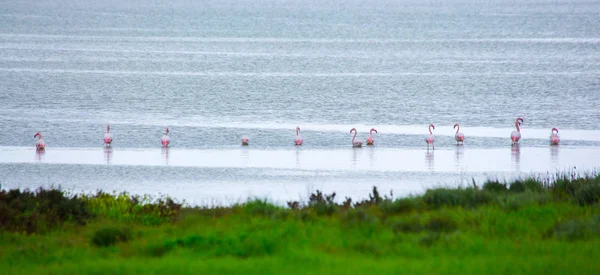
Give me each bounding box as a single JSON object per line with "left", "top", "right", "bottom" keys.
{"left": 500, "top": 192, "right": 551, "bottom": 211}
{"left": 424, "top": 215, "right": 458, "bottom": 232}
{"left": 574, "top": 184, "right": 600, "bottom": 206}
{"left": 390, "top": 217, "right": 422, "bottom": 234}
{"left": 380, "top": 197, "right": 421, "bottom": 215}
{"left": 307, "top": 190, "right": 337, "bottom": 216}
{"left": 84, "top": 191, "right": 182, "bottom": 225}
{"left": 483, "top": 180, "right": 507, "bottom": 193}
{"left": 549, "top": 216, "right": 600, "bottom": 241}
{"left": 239, "top": 199, "right": 280, "bottom": 216}
{"left": 92, "top": 226, "right": 132, "bottom": 247}
{"left": 2, "top": 174, "right": 600, "bottom": 274}
{"left": 422, "top": 187, "right": 492, "bottom": 209}
{"left": 0, "top": 187, "right": 91, "bottom": 233}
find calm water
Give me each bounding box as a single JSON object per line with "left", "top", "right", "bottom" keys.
{"left": 1, "top": 0, "right": 600, "bottom": 205}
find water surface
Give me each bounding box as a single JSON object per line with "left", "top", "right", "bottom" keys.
{"left": 1, "top": 0, "right": 599, "bottom": 204}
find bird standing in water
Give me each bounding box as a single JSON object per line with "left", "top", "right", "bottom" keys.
{"left": 34, "top": 132, "right": 46, "bottom": 150}
{"left": 550, "top": 128, "right": 560, "bottom": 145}
{"left": 104, "top": 124, "right": 113, "bottom": 147}
{"left": 454, "top": 123, "right": 464, "bottom": 145}
{"left": 161, "top": 127, "right": 170, "bottom": 147}
{"left": 295, "top": 127, "right": 303, "bottom": 145}
{"left": 350, "top": 128, "right": 363, "bottom": 148}
{"left": 511, "top": 118, "right": 524, "bottom": 145}
{"left": 366, "top": 128, "right": 377, "bottom": 145}
{"left": 425, "top": 124, "right": 435, "bottom": 150}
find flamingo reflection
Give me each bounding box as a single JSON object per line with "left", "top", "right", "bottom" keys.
{"left": 426, "top": 150, "right": 434, "bottom": 171}
{"left": 162, "top": 147, "right": 169, "bottom": 165}
{"left": 511, "top": 145, "right": 521, "bottom": 171}
{"left": 35, "top": 148, "right": 45, "bottom": 162}
{"left": 550, "top": 145, "right": 559, "bottom": 164}
{"left": 455, "top": 145, "right": 465, "bottom": 171}
{"left": 104, "top": 147, "right": 113, "bottom": 164}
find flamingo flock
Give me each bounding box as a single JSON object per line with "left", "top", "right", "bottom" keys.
{"left": 32, "top": 118, "right": 563, "bottom": 151}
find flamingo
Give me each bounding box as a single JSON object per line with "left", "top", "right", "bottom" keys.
{"left": 550, "top": 128, "right": 560, "bottom": 145}
{"left": 425, "top": 124, "right": 435, "bottom": 149}
{"left": 366, "top": 128, "right": 377, "bottom": 145}
{"left": 511, "top": 118, "right": 524, "bottom": 145}
{"left": 161, "top": 127, "right": 170, "bottom": 147}
{"left": 34, "top": 132, "right": 46, "bottom": 150}
{"left": 241, "top": 136, "right": 249, "bottom": 146}
{"left": 104, "top": 124, "right": 113, "bottom": 147}
{"left": 294, "top": 126, "right": 303, "bottom": 145}
{"left": 350, "top": 128, "right": 363, "bottom": 148}
{"left": 454, "top": 123, "right": 465, "bottom": 145}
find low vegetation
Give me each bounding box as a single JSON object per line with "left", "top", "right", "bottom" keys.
{"left": 1, "top": 172, "right": 600, "bottom": 274}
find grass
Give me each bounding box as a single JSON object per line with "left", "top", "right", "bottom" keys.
{"left": 1, "top": 173, "right": 600, "bottom": 274}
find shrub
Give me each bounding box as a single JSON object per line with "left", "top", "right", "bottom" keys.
{"left": 510, "top": 179, "right": 545, "bottom": 193}
{"left": 241, "top": 199, "right": 279, "bottom": 216}
{"left": 523, "top": 179, "right": 545, "bottom": 193}
{"left": 91, "top": 226, "right": 132, "bottom": 247}
{"left": 424, "top": 216, "right": 458, "bottom": 232}
{"left": 548, "top": 216, "right": 600, "bottom": 241}
{"left": 483, "top": 180, "right": 507, "bottom": 193}
{"left": 422, "top": 187, "right": 492, "bottom": 209}
{"left": 354, "top": 187, "right": 386, "bottom": 207}
{"left": 574, "top": 184, "right": 600, "bottom": 206}
{"left": 419, "top": 232, "right": 441, "bottom": 246}
{"left": 509, "top": 181, "right": 526, "bottom": 193}
{"left": 0, "top": 187, "right": 91, "bottom": 233}
{"left": 307, "top": 190, "right": 337, "bottom": 216}
{"left": 85, "top": 191, "right": 182, "bottom": 225}
{"left": 390, "top": 217, "right": 422, "bottom": 234}
{"left": 501, "top": 192, "right": 551, "bottom": 211}
{"left": 380, "top": 197, "right": 421, "bottom": 215}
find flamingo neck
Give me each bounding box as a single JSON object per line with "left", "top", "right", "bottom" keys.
{"left": 352, "top": 130, "right": 356, "bottom": 142}
{"left": 455, "top": 125, "right": 460, "bottom": 134}
{"left": 516, "top": 122, "right": 521, "bottom": 133}
{"left": 429, "top": 126, "right": 433, "bottom": 135}
{"left": 296, "top": 128, "right": 299, "bottom": 136}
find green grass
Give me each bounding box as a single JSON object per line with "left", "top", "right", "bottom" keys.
{"left": 1, "top": 174, "right": 600, "bottom": 274}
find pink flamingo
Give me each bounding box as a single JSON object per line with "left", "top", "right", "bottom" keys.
{"left": 454, "top": 123, "right": 465, "bottom": 145}
{"left": 366, "top": 128, "right": 377, "bottom": 145}
{"left": 425, "top": 124, "right": 435, "bottom": 149}
{"left": 350, "top": 128, "right": 363, "bottom": 148}
{"left": 161, "top": 127, "right": 170, "bottom": 147}
{"left": 511, "top": 117, "right": 524, "bottom": 145}
{"left": 34, "top": 132, "right": 46, "bottom": 150}
{"left": 241, "top": 136, "right": 249, "bottom": 146}
{"left": 295, "top": 126, "right": 303, "bottom": 145}
{"left": 550, "top": 128, "right": 560, "bottom": 145}
{"left": 104, "top": 124, "right": 113, "bottom": 147}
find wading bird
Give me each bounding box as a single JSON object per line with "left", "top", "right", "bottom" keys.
{"left": 366, "top": 128, "right": 377, "bottom": 145}
{"left": 511, "top": 118, "right": 524, "bottom": 145}
{"left": 295, "top": 127, "right": 303, "bottom": 146}
{"left": 454, "top": 123, "right": 464, "bottom": 145}
{"left": 34, "top": 132, "right": 46, "bottom": 150}
{"left": 350, "top": 128, "right": 363, "bottom": 148}
{"left": 426, "top": 124, "right": 435, "bottom": 149}
{"left": 161, "top": 127, "right": 170, "bottom": 147}
{"left": 104, "top": 124, "right": 113, "bottom": 147}
{"left": 550, "top": 128, "right": 560, "bottom": 145}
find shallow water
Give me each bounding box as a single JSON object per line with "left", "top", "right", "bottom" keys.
{"left": 1, "top": 0, "right": 599, "bottom": 204}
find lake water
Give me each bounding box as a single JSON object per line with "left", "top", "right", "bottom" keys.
{"left": 1, "top": 0, "right": 600, "bottom": 205}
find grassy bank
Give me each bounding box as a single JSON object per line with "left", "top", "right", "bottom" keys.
{"left": 2, "top": 174, "right": 600, "bottom": 274}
